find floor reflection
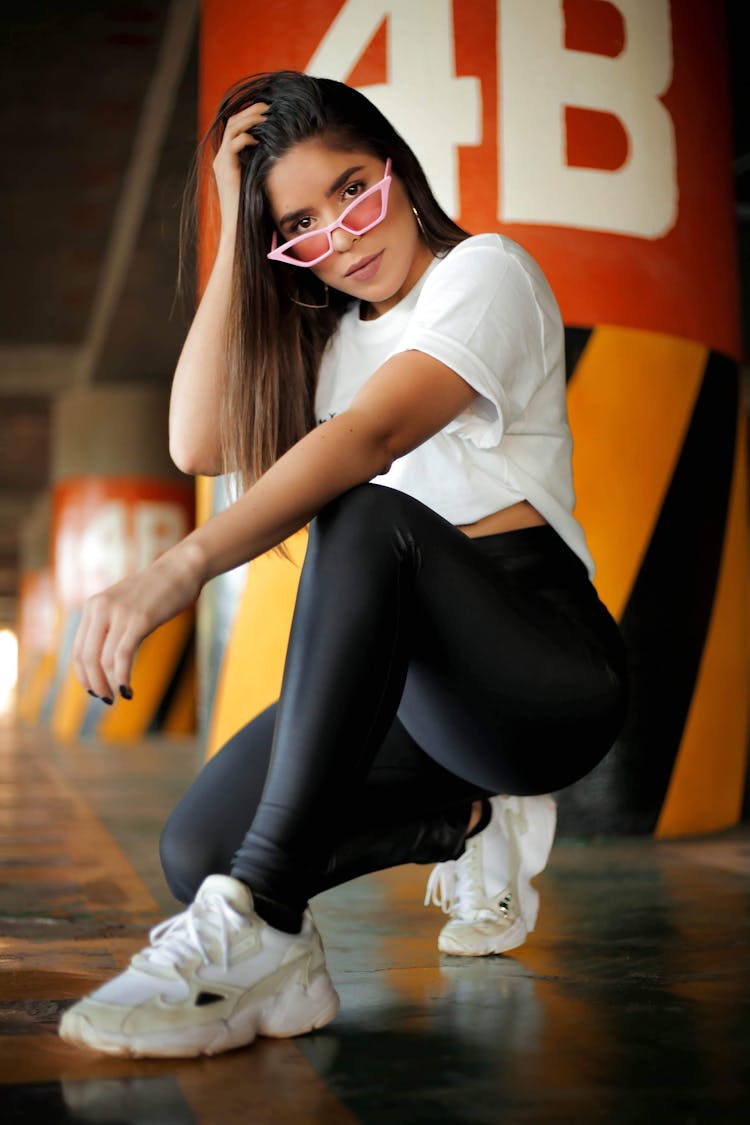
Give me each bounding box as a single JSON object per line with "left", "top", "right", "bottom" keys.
{"left": 2, "top": 722, "right": 749, "bottom": 1123}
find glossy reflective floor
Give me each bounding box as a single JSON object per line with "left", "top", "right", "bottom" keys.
{"left": 2, "top": 715, "right": 749, "bottom": 1124}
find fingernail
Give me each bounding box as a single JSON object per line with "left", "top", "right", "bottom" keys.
{"left": 86, "top": 689, "right": 98, "bottom": 698}
{"left": 119, "top": 684, "right": 133, "bottom": 700}
{"left": 102, "top": 697, "right": 114, "bottom": 706}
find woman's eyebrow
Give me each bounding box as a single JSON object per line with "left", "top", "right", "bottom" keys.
{"left": 326, "top": 164, "right": 366, "bottom": 198}
{"left": 278, "top": 165, "right": 366, "bottom": 229}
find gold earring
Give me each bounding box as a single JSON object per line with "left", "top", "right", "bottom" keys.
{"left": 291, "top": 284, "right": 329, "bottom": 310}
{"left": 412, "top": 206, "right": 426, "bottom": 237}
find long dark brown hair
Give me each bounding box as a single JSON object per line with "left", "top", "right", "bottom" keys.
{"left": 181, "top": 71, "right": 469, "bottom": 525}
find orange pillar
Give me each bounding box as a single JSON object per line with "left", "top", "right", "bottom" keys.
{"left": 199, "top": 0, "right": 747, "bottom": 834}
{"left": 48, "top": 385, "right": 197, "bottom": 742}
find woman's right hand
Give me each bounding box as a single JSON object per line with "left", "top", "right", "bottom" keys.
{"left": 212, "top": 102, "right": 269, "bottom": 232}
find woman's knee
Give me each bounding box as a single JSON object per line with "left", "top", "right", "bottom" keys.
{"left": 315, "top": 482, "right": 391, "bottom": 530}
{"left": 311, "top": 483, "right": 425, "bottom": 558}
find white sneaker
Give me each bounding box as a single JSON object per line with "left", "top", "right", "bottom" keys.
{"left": 59, "top": 875, "right": 340, "bottom": 1058}
{"left": 424, "top": 795, "right": 557, "bottom": 956}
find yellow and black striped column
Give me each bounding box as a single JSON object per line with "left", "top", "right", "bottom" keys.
{"left": 562, "top": 328, "right": 748, "bottom": 835}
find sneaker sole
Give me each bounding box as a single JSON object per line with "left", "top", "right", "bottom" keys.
{"left": 59, "top": 965, "right": 340, "bottom": 1058}
{"left": 437, "top": 917, "right": 528, "bottom": 957}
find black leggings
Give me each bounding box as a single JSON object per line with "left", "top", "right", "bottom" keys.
{"left": 160, "top": 484, "right": 628, "bottom": 920}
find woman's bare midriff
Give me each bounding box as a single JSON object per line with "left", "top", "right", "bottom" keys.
{"left": 456, "top": 499, "right": 548, "bottom": 539}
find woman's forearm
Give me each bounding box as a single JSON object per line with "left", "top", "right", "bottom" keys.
{"left": 177, "top": 409, "right": 391, "bottom": 585}
{"left": 168, "top": 230, "right": 237, "bottom": 476}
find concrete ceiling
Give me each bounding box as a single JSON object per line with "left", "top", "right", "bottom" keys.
{"left": 0, "top": 0, "right": 198, "bottom": 625}
{"left": 0, "top": 0, "right": 748, "bottom": 629}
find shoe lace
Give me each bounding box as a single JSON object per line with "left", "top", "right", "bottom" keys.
{"left": 136, "top": 893, "right": 248, "bottom": 973}
{"left": 424, "top": 836, "right": 485, "bottom": 917}
{"left": 424, "top": 860, "right": 457, "bottom": 914}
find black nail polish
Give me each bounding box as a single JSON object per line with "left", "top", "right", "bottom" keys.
{"left": 102, "top": 697, "right": 114, "bottom": 706}
{"left": 86, "top": 689, "right": 98, "bottom": 698}
{"left": 119, "top": 685, "right": 133, "bottom": 700}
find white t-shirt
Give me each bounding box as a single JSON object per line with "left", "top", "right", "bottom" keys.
{"left": 315, "top": 232, "right": 595, "bottom": 580}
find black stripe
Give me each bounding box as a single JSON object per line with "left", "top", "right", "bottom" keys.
{"left": 564, "top": 326, "right": 592, "bottom": 384}
{"left": 557, "top": 352, "right": 739, "bottom": 834}
{"left": 147, "top": 631, "right": 196, "bottom": 735}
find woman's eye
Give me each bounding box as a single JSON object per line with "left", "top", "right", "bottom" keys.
{"left": 292, "top": 217, "right": 313, "bottom": 234}
{"left": 343, "top": 180, "right": 365, "bottom": 200}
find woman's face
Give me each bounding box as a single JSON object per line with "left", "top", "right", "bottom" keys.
{"left": 264, "top": 138, "right": 433, "bottom": 317}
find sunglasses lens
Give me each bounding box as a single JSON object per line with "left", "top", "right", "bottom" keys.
{"left": 344, "top": 191, "right": 383, "bottom": 232}
{"left": 288, "top": 232, "right": 330, "bottom": 262}
{"left": 275, "top": 175, "right": 387, "bottom": 263}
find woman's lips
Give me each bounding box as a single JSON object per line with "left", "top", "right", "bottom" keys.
{"left": 344, "top": 250, "right": 384, "bottom": 282}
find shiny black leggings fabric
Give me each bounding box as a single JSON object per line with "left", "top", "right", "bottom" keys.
{"left": 160, "top": 483, "right": 628, "bottom": 918}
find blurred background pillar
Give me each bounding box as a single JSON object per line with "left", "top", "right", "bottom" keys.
{"left": 48, "top": 385, "right": 196, "bottom": 742}
{"left": 198, "top": 0, "right": 748, "bottom": 835}
{"left": 16, "top": 493, "right": 56, "bottom": 724}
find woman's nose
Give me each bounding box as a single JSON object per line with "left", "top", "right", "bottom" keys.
{"left": 331, "top": 227, "right": 359, "bottom": 253}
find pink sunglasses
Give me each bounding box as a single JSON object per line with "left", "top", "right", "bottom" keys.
{"left": 267, "top": 159, "right": 392, "bottom": 267}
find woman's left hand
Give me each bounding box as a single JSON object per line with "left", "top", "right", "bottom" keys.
{"left": 72, "top": 542, "right": 203, "bottom": 702}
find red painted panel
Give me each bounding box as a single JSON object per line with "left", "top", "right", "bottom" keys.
{"left": 51, "top": 477, "right": 195, "bottom": 611}
{"left": 199, "top": 0, "right": 739, "bottom": 358}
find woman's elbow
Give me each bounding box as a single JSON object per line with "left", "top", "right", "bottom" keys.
{"left": 336, "top": 409, "right": 395, "bottom": 479}
{"left": 375, "top": 446, "right": 394, "bottom": 477}
{"left": 169, "top": 437, "right": 223, "bottom": 477}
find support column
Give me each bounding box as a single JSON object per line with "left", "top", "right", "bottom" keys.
{"left": 48, "top": 385, "right": 196, "bottom": 742}
{"left": 198, "top": 0, "right": 748, "bottom": 835}
{"left": 16, "top": 494, "right": 56, "bottom": 725}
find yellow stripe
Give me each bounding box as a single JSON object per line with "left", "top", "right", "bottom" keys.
{"left": 207, "top": 529, "right": 308, "bottom": 759}
{"left": 50, "top": 657, "right": 89, "bottom": 742}
{"left": 196, "top": 473, "right": 212, "bottom": 526}
{"left": 98, "top": 609, "right": 195, "bottom": 741}
{"left": 567, "top": 327, "right": 706, "bottom": 617}
{"left": 656, "top": 386, "right": 750, "bottom": 836}
{"left": 17, "top": 651, "right": 57, "bottom": 724}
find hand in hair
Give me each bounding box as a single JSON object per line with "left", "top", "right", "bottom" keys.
{"left": 212, "top": 102, "right": 269, "bottom": 233}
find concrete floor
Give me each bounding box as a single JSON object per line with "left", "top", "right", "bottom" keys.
{"left": 1, "top": 714, "right": 749, "bottom": 1124}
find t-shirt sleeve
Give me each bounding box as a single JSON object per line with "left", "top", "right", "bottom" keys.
{"left": 396, "top": 240, "right": 546, "bottom": 450}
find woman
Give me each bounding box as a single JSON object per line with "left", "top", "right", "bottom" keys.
{"left": 59, "top": 71, "right": 628, "bottom": 1058}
